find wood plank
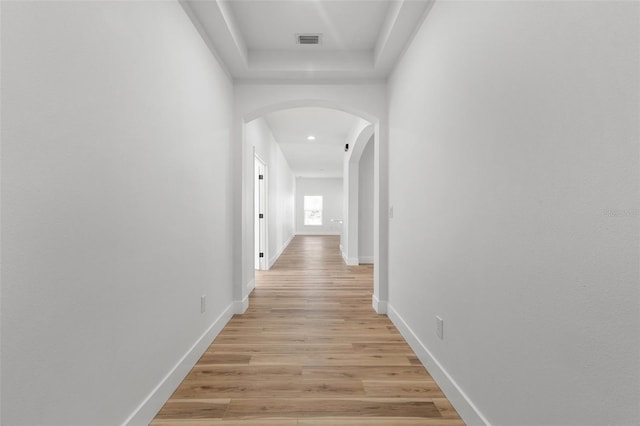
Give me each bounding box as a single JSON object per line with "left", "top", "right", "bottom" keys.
{"left": 151, "top": 419, "right": 297, "bottom": 426}
{"left": 171, "top": 379, "right": 366, "bottom": 399}
{"left": 352, "top": 342, "right": 413, "bottom": 353}
{"left": 196, "top": 353, "right": 252, "bottom": 365}
{"left": 154, "top": 399, "right": 229, "bottom": 419}
{"left": 302, "top": 353, "right": 414, "bottom": 366}
{"left": 362, "top": 380, "right": 446, "bottom": 397}
{"left": 207, "top": 343, "right": 354, "bottom": 354}
{"left": 302, "top": 366, "right": 431, "bottom": 380}
{"left": 299, "top": 419, "right": 466, "bottom": 426}
{"left": 432, "top": 398, "right": 465, "bottom": 419}
{"left": 223, "top": 398, "right": 442, "bottom": 419}
{"left": 187, "top": 365, "right": 303, "bottom": 380}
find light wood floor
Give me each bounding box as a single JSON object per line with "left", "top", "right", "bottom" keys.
{"left": 152, "top": 235, "right": 464, "bottom": 425}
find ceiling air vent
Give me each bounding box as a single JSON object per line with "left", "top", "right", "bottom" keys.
{"left": 296, "top": 33, "right": 322, "bottom": 45}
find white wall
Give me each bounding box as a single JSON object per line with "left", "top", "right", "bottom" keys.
{"left": 387, "top": 1, "right": 639, "bottom": 425}
{"left": 296, "top": 178, "right": 343, "bottom": 235}
{"left": 342, "top": 120, "right": 373, "bottom": 265}
{"left": 1, "top": 1, "right": 235, "bottom": 425}
{"left": 245, "top": 118, "right": 296, "bottom": 268}
{"left": 358, "top": 136, "right": 374, "bottom": 263}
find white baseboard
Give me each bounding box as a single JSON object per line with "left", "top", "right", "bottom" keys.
{"left": 295, "top": 232, "right": 340, "bottom": 236}
{"left": 124, "top": 303, "right": 234, "bottom": 425}
{"left": 359, "top": 256, "right": 374, "bottom": 264}
{"left": 269, "top": 234, "right": 294, "bottom": 269}
{"left": 372, "top": 294, "right": 387, "bottom": 314}
{"left": 340, "top": 249, "right": 359, "bottom": 266}
{"left": 246, "top": 278, "right": 255, "bottom": 293}
{"left": 387, "top": 304, "right": 489, "bottom": 426}
{"left": 233, "top": 295, "right": 249, "bottom": 314}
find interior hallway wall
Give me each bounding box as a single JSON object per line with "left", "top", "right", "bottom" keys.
{"left": 358, "top": 136, "right": 375, "bottom": 263}
{"left": 387, "top": 1, "right": 639, "bottom": 425}
{"left": 245, "top": 118, "right": 296, "bottom": 268}
{"left": 342, "top": 119, "right": 373, "bottom": 266}
{"left": 1, "top": 1, "right": 235, "bottom": 424}
{"left": 295, "top": 178, "right": 343, "bottom": 235}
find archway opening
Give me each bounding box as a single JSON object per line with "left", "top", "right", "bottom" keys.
{"left": 233, "top": 95, "right": 388, "bottom": 314}
{"left": 238, "top": 100, "right": 383, "bottom": 313}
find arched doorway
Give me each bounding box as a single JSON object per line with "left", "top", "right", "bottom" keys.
{"left": 232, "top": 87, "right": 389, "bottom": 316}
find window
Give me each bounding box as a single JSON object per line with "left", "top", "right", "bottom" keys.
{"left": 304, "top": 195, "right": 323, "bottom": 226}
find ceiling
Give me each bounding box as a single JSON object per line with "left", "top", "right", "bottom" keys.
{"left": 263, "top": 107, "right": 362, "bottom": 178}
{"left": 182, "top": 0, "right": 434, "bottom": 82}
{"left": 181, "top": 0, "right": 434, "bottom": 177}
{"left": 228, "top": 1, "right": 390, "bottom": 51}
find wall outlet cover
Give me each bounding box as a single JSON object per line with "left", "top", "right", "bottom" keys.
{"left": 436, "top": 316, "right": 444, "bottom": 339}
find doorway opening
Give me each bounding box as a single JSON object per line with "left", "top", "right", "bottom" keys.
{"left": 238, "top": 99, "right": 387, "bottom": 315}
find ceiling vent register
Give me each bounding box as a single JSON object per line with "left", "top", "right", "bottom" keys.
{"left": 296, "top": 33, "right": 322, "bottom": 45}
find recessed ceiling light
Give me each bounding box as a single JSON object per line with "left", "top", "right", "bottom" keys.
{"left": 307, "top": 135, "right": 316, "bottom": 141}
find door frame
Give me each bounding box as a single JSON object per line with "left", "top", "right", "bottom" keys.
{"left": 254, "top": 152, "right": 268, "bottom": 270}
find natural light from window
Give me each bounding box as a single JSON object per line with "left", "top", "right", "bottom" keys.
{"left": 304, "top": 195, "right": 323, "bottom": 226}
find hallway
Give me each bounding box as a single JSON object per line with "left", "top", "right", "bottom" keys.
{"left": 152, "top": 236, "right": 463, "bottom": 425}
{"left": 3, "top": 2, "right": 638, "bottom": 423}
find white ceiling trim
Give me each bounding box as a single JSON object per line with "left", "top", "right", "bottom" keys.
{"left": 248, "top": 49, "right": 373, "bottom": 71}
{"left": 217, "top": 0, "right": 249, "bottom": 67}
{"left": 182, "top": 0, "right": 435, "bottom": 82}
{"left": 374, "top": 0, "right": 436, "bottom": 72}
{"left": 374, "top": 0, "right": 403, "bottom": 67}
{"left": 179, "top": 0, "right": 233, "bottom": 79}
{"left": 181, "top": 0, "right": 247, "bottom": 74}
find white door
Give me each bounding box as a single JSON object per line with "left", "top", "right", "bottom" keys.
{"left": 254, "top": 156, "right": 267, "bottom": 270}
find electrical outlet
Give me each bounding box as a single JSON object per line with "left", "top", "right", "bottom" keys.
{"left": 436, "top": 316, "right": 444, "bottom": 339}
{"left": 201, "top": 295, "right": 206, "bottom": 313}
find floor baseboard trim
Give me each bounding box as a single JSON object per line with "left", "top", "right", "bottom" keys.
{"left": 387, "top": 303, "right": 490, "bottom": 426}
{"left": 246, "top": 278, "right": 255, "bottom": 293}
{"left": 269, "top": 234, "right": 294, "bottom": 269}
{"left": 372, "top": 294, "right": 387, "bottom": 314}
{"left": 233, "top": 295, "right": 249, "bottom": 314}
{"left": 359, "top": 256, "right": 374, "bottom": 264}
{"left": 341, "top": 250, "right": 358, "bottom": 266}
{"left": 295, "top": 232, "right": 340, "bottom": 236}
{"left": 123, "top": 302, "right": 234, "bottom": 426}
